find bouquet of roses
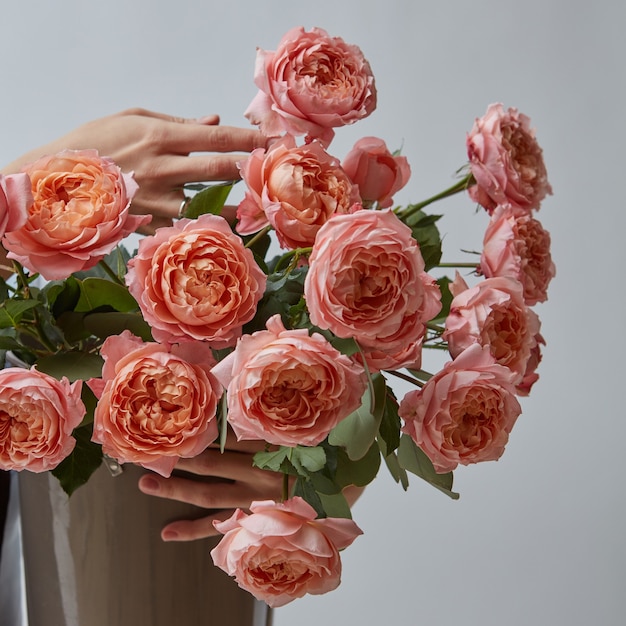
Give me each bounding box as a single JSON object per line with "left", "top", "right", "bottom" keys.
{"left": 0, "top": 26, "right": 554, "bottom": 608}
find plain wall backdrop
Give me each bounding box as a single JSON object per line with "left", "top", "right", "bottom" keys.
{"left": 2, "top": 1, "right": 624, "bottom": 625}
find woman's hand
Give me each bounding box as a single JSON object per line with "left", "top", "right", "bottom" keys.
{"left": 1, "top": 108, "right": 269, "bottom": 233}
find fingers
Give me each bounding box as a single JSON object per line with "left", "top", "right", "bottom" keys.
{"left": 160, "top": 510, "right": 236, "bottom": 541}
{"left": 117, "top": 107, "right": 220, "bottom": 127}
{"left": 174, "top": 447, "right": 267, "bottom": 482}
{"left": 163, "top": 124, "right": 269, "bottom": 155}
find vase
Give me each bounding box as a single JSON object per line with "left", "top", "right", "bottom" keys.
{"left": 18, "top": 463, "right": 272, "bottom": 626}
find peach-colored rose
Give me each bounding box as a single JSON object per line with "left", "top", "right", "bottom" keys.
{"left": 3, "top": 149, "right": 148, "bottom": 280}
{"left": 0, "top": 172, "right": 32, "bottom": 236}
{"left": 466, "top": 103, "right": 552, "bottom": 213}
{"left": 89, "top": 331, "right": 221, "bottom": 477}
{"left": 479, "top": 204, "right": 556, "bottom": 305}
{"left": 245, "top": 26, "right": 377, "bottom": 145}
{"left": 516, "top": 332, "right": 545, "bottom": 397}
{"left": 126, "top": 213, "right": 266, "bottom": 348}
{"left": 212, "top": 315, "right": 366, "bottom": 447}
{"left": 342, "top": 137, "right": 411, "bottom": 208}
{"left": 400, "top": 344, "right": 522, "bottom": 472}
{"left": 0, "top": 367, "right": 85, "bottom": 472}
{"left": 211, "top": 497, "right": 362, "bottom": 607}
{"left": 236, "top": 136, "right": 360, "bottom": 250}
{"left": 443, "top": 273, "right": 540, "bottom": 383}
{"left": 304, "top": 209, "right": 441, "bottom": 372}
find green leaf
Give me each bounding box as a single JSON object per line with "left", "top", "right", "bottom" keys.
{"left": 36, "top": 352, "right": 104, "bottom": 383}
{"left": 317, "top": 491, "right": 352, "bottom": 519}
{"left": 431, "top": 276, "right": 453, "bottom": 324}
{"left": 289, "top": 446, "right": 327, "bottom": 475}
{"left": 402, "top": 208, "right": 443, "bottom": 271}
{"left": 334, "top": 442, "right": 381, "bottom": 488}
{"left": 0, "top": 299, "right": 40, "bottom": 328}
{"left": 328, "top": 373, "right": 387, "bottom": 460}
{"left": 83, "top": 311, "right": 152, "bottom": 341}
{"left": 51, "top": 423, "right": 103, "bottom": 496}
{"left": 75, "top": 278, "right": 138, "bottom": 313}
{"left": 377, "top": 387, "right": 401, "bottom": 455}
{"left": 253, "top": 447, "right": 291, "bottom": 473}
{"left": 397, "top": 434, "right": 459, "bottom": 499}
{"left": 182, "top": 181, "right": 236, "bottom": 219}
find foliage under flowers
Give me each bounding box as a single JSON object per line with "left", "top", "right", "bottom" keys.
{"left": 0, "top": 26, "right": 554, "bottom": 607}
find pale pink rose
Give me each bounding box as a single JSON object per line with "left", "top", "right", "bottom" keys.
{"left": 0, "top": 367, "right": 85, "bottom": 472}
{"left": 236, "top": 136, "right": 360, "bottom": 249}
{"left": 89, "top": 331, "right": 221, "bottom": 477}
{"left": 211, "top": 497, "right": 362, "bottom": 607}
{"left": 0, "top": 173, "right": 32, "bottom": 236}
{"left": 400, "top": 344, "right": 522, "bottom": 472}
{"left": 304, "top": 209, "right": 441, "bottom": 372}
{"left": 3, "top": 149, "right": 148, "bottom": 280}
{"left": 212, "top": 315, "right": 366, "bottom": 447}
{"left": 443, "top": 273, "right": 540, "bottom": 383}
{"left": 245, "top": 26, "right": 376, "bottom": 145}
{"left": 516, "top": 332, "right": 545, "bottom": 397}
{"left": 480, "top": 204, "right": 556, "bottom": 305}
{"left": 466, "top": 103, "right": 552, "bottom": 213}
{"left": 126, "top": 213, "right": 266, "bottom": 348}
{"left": 342, "top": 137, "right": 411, "bottom": 208}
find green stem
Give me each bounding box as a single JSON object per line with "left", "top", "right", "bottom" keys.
{"left": 396, "top": 172, "right": 475, "bottom": 220}
{"left": 98, "top": 260, "right": 124, "bottom": 286}
{"left": 436, "top": 262, "right": 479, "bottom": 269}
{"left": 273, "top": 247, "right": 313, "bottom": 273}
{"left": 426, "top": 321, "right": 445, "bottom": 333}
{"left": 244, "top": 225, "right": 272, "bottom": 250}
{"left": 282, "top": 472, "right": 290, "bottom": 502}
{"left": 386, "top": 370, "right": 425, "bottom": 388}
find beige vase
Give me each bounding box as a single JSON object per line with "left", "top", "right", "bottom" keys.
{"left": 18, "top": 463, "right": 272, "bottom": 626}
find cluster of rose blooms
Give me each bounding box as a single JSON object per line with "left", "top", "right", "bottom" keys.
{"left": 0, "top": 27, "right": 553, "bottom": 608}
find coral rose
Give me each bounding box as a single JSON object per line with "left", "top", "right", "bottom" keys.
{"left": 0, "top": 367, "right": 85, "bottom": 472}
{"left": 479, "top": 204, "right": 556, "bottom": 305}
{"left": 304, "top": 209, "right": 441, "bottom": 372}
{"left": 89, "top": 331, "right": 221, "bottom": 477}
{"left": 516, "top": 332, "right": 545, "bottom": 397}
{"left": 466, "top": 103, "right": 552, "bottom": 213}
{"left": 211, "top": 497, "right": 362, "bottom": 607}
{"left": 126, "top": 213, "right": 266, "bottom": 347}
{"left": 342, "top": 136, "right": 411, "bottom": 208}
{"left": 443, "top": 273, "right": 541, "bottom": 383}
{"left": 3, "top": 149, "right": 148, "bottom": 280}
{"left": 236, "top": 135, "right": 360, "bottom": 249}
{"left": 0, "top": 172, "right": 32, "bottom": 236}
{"left": 212, "top": 315, "right": 366, "bottom": 447}
{"left": 245, "top": 26, "right": 376, "bottom": 145}
{"left": 400, "top": 344, "right": 522, "bottom": 473}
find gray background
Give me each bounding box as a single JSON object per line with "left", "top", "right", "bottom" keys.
{"left": 2, "top": 1, "right": 624, "bottom": 624}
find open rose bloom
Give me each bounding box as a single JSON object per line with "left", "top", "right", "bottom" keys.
{"left": 0, "top": 368, "right": 85, "bottom": 472}
{"left": 211, "top": 497, "right": 362, "bottom": 607}
{"left": 245, "top": 26, "right": 376, "bottom": 145}
{"left": 400, "top": 345, "right": 522, "bottom": 473}
{"left": 3, "top": 149, "right": 149, "bottom": 280}
{"left": 236, "top": 135, "right": 360, "bottom": 248}
{"left": 304, "top": 209, "right": 441, "bottom": 371}
{"left": 467, "top": 103, "right": 552, "bottom": 213}
{"left": 89, "top": 331, "right": 221, "bottom": 477}
{"left": 212, "top": 314, "right": 367, "bottom": 447}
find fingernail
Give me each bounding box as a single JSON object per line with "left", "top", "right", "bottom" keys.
{"left": 162, "top": 530, "right": 179, "bottom": 541}
{"left": 139, "top": 475, "right": 160, "bottom": 493}
{"left": 196, "top": 115, "right": 219, "bottom": 125}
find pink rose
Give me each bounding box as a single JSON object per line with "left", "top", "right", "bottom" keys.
{"left": 342, "top": 137, "right": 411, "bottom": 208}
{"left": 480, "top": 204, "right": 556, "bottom": 305}
{"left": 211, "top": 497, "right": 362, "bottom": 607}
{"left": 0, "top": 172, "right": 32, "bottom": 236}
{"left": 244, "top": 26, "right": 377, "bottom": 145}
{"left": 3, "top": 149, "right": 148, "bottom": 280}
{"left": 400, "top": 344, "right": 522, "bottom": 472}
{"left": 466, "top": 103, "right": 552, "bottom": 213}
{"left": 0, "top": 367, "right": 85, "bottom": 472}
{"left": 516, "top": 332, "right": 545, "bottom": 397}
{"left": 212, "top": 315, "right": 366, "bottom": 447}
{"left": 236, "top": 136, "right": 360, "bottom": 249}
{"left": 89, "top": 331, "right": 221, "bottom": 477}
{"left": 304, "top": 209, "right": 441, "bottom": 372}
{"left": 126, "top": 213, "right": 266, "bottom": 348}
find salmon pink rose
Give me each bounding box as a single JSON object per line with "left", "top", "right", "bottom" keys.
{"left": 479, "top": 204, "right": 556, "bottom": 305}
{"left": 342, "top": 137, "right": 411, "bottom": 208}
{"left": 3, "top": 149, "right": 148, "bottom": 280}
{"left": 516, "top": 332, "right": 545, "bottom": 397}
{"left": 89, "top": 331, "right": 221, "bottom": 477}
{"left": 126, "top": 213, "right": 266, "bottom": 347}
{"left": 466, "top": 103, "right": 552, "bottom": 213}
{"left": 212, "top": 315, "right": 366, "bottom": 447}
{"left": 0, "top": 172, "right": 32, "bottom": 236}
{"left": 304, "top": 209, "right": 441, "bottom": 372}
{"left": 245, "top": 26, "right": 376, "bottom": 145}
{"left": 443, "top": 273, "right": 541, "bottom": 383}
{"left": 0, "top": 367, "right": 85, "bottom": 472}
{"left": 400, "top": 344, "right": 522, "bottom": 473}
{"left": 211, "top": 497, "right": 362, "bottom": 607}
{"left": 236, "top": 136, "right": 360, "bottom": 249}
